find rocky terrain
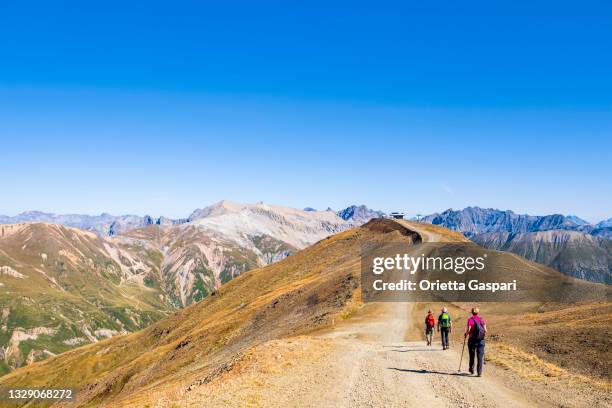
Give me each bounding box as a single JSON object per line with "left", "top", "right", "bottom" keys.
{"left": 0, "top": 201, "right": 382, "bottom": 373}
{"left": 1, "top": 220, "right": 608, "bottom": 407}
{"left": 187, "top": 200, "right": 352, "bottom": 248}
{"left": 421, "top": 207, "right": 611, "bottom": 283}
{"left": 0, "top": 223, "right": 171, "bottom": 374}
{"left": 0, "top": 201, "right": 383, "bottom": 238}
{"left": 473, "top": 230, "right": 611, "bottom": 283}
{"left": 420, "top": 207, "right": 593, "bottom": 237}
{"left": 1, "top": 201, "right": 607, "bottom": 378}
{"left": 337, "top": 204, "right": 385, "bottom": 225}
{"left": 0, "top": 211, "right": 184, "bottom": 237}
{"left": 116, "top": 223, "right": 296, "bottom": 308}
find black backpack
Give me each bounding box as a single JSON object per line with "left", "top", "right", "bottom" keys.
{"left": 471, "top": 318, "right": 486, "bottom": 341}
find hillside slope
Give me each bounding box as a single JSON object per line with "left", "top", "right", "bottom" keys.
{"left": 0, "top": 220, "right": 314, "bottom": 373}
{"left": 422, "top": 207, "right": 611, "bottom": 283}
{"left": 0, "top": 203, "right": 365, "bottom": 373}
{"left": 1, "top": 220, "right": 609, "bottom": 407}
{"left": 473, "top": 230, "right": 612, "bottom": 283}
{"left": 0, "top": 223, "right": 172, "bottom": 374}
{"left": 0, "top": 220, "right": 419, "bottom": 406}
{"left": 117, "top": 224, "right": 297, "bottom": 307}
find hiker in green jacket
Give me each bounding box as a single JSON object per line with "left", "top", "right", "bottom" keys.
{"left": 437, "top": 306, "right": 452, "bottom": 350}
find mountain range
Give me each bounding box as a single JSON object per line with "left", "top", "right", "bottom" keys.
{"left": 420, "top": 207, "right": 611, "bottom": 283}
{"left": 0, "top": 202, "right": 379, "bottom": 237}
{"left": 1, "top": 201, "right": 610, "bottom": 373}
{"left": 2, "top": 219, "right": 608, "bottom": 407}
{"left": 0, "top": 201, "right": 379, "bottom": 373}
{"left": 0, "top": 211, "right": 171, "bottom": 236}
{"left": 420, "top": 207, "right": 611, "bottom": 237}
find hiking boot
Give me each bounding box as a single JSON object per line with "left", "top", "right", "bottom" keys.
{"left": 477, "top": 374, "right": 482, "bottom": 377}
{"left": 469, "top": 369, "right": 474, "bottom": 375}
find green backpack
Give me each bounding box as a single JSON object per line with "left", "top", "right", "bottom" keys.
{"left": 440, "top": 313, "right": 450, "bottom": 328}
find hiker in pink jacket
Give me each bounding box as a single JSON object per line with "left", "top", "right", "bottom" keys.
{"left": 465, "top": 307, "right": 487, "bottom": 377}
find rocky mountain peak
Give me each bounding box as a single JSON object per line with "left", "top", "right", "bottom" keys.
{"left": 337, "top": 205, "right": 384, "bottom": 225}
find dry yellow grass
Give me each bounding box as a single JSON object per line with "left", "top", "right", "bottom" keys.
{"left": 488, "top": 341, "right": 611, "bottom": 391}
{"left": 0, "top": 220, "right": 420, "bottom": 407}
{"left": 2, "top": 219, "right": 609, "bottom": 407}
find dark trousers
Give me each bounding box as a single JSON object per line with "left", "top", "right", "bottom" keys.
{"left": 468, "top": 338, "right": 485, "bottom": 375}
{"left": 440, "top": 327, "right": 450, "bottom": 348}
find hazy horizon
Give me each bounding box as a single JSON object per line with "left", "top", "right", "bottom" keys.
{"left": 1, "top": 199, "right": 608, "bottom": 225}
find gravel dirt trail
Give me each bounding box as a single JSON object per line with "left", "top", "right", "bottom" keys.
{"left": 300, "top": 301, "right": 536, "bottom": 408}
{"left": 174, "top": 220, "right": 600, "bottom": 408}
{"left": 251, "top": 220, "right": 541, "bottom": 407}
{"left": 180, "top": 301, "right": 540, "bottom": 408}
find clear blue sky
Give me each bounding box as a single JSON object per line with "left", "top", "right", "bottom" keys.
{"left": 1, "top": 1, "right": 611, "bottom": 222}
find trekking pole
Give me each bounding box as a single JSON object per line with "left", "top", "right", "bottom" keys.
{"left": 458, "top": 335, "right": 466, "bottom": 372}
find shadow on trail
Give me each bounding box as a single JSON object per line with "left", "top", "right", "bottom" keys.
{"left": 389, "top": 349, "right": 438, "bottom": 352}
{"left": 388, "top": 367, "right": 472, "bottom": 377}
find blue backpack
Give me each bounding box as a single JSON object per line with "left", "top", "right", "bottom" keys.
{"left": 471, "top": 318, "right": 486, "bottom": 340}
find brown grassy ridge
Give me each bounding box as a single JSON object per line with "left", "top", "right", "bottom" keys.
{"left": 0, "top": 219, "right": 420, "bottom": 407}
{"left": 398, "top": 220, "right": 471, "bottom": 242}
{"left": 2, "top": 219, "right": 610, "bottom": 407}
